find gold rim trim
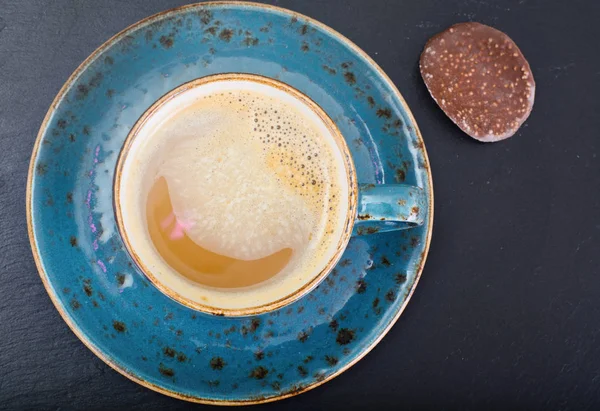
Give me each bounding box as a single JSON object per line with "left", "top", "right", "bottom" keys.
{"left": 27, "top": 1, "right": 434, "bottom": 406}
{"left": 113, "top": 72, "right": 358, "bottom": 317}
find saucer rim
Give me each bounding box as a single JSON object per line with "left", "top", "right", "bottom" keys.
{"left": 26, "top": 1, "right": 434, "bottom": 405}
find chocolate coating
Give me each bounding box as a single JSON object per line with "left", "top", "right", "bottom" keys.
{"left": 420, "top": 22, "right": 535, "bottom": 142}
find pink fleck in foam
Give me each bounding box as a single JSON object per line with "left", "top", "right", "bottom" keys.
{"left": 160, "top": 212, "right": 193, "bottom": 240}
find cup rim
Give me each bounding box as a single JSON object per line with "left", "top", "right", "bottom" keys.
{"left": 113, "top": 72, "right": 358, "bottom": 316}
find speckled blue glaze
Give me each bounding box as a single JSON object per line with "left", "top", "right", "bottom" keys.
{"left": 355, "top": 184, "right": 427, "bottom": 235}
{"left": 28, "top": 2, "right": 432, "bottom": 404}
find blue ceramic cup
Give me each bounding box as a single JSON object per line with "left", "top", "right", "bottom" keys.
{"left": 114, "top": 73, "right": 426, "bottom": 317}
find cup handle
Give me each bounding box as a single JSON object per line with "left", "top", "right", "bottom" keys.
{"left": 353, "top": 184, "right": 427, "bottom": 235}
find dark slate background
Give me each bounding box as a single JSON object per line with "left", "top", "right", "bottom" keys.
{"left": 1, "top": 0, "right": 598, "bottom": 409}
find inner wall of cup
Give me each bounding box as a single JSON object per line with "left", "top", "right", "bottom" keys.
{"left": 116, "top": 75, "right": 353, "bottom": 312}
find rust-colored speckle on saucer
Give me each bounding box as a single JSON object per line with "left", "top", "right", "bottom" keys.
{"left": 420, "top": 22, "right": 535, "bottom": 142}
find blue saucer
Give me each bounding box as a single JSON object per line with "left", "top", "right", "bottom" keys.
{"left": 27, "top": 2, "right": 433, "bottom": 404}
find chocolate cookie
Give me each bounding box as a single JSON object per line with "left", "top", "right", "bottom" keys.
{"left": 420, "top": 22, "right": 535, "bottom": 142}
